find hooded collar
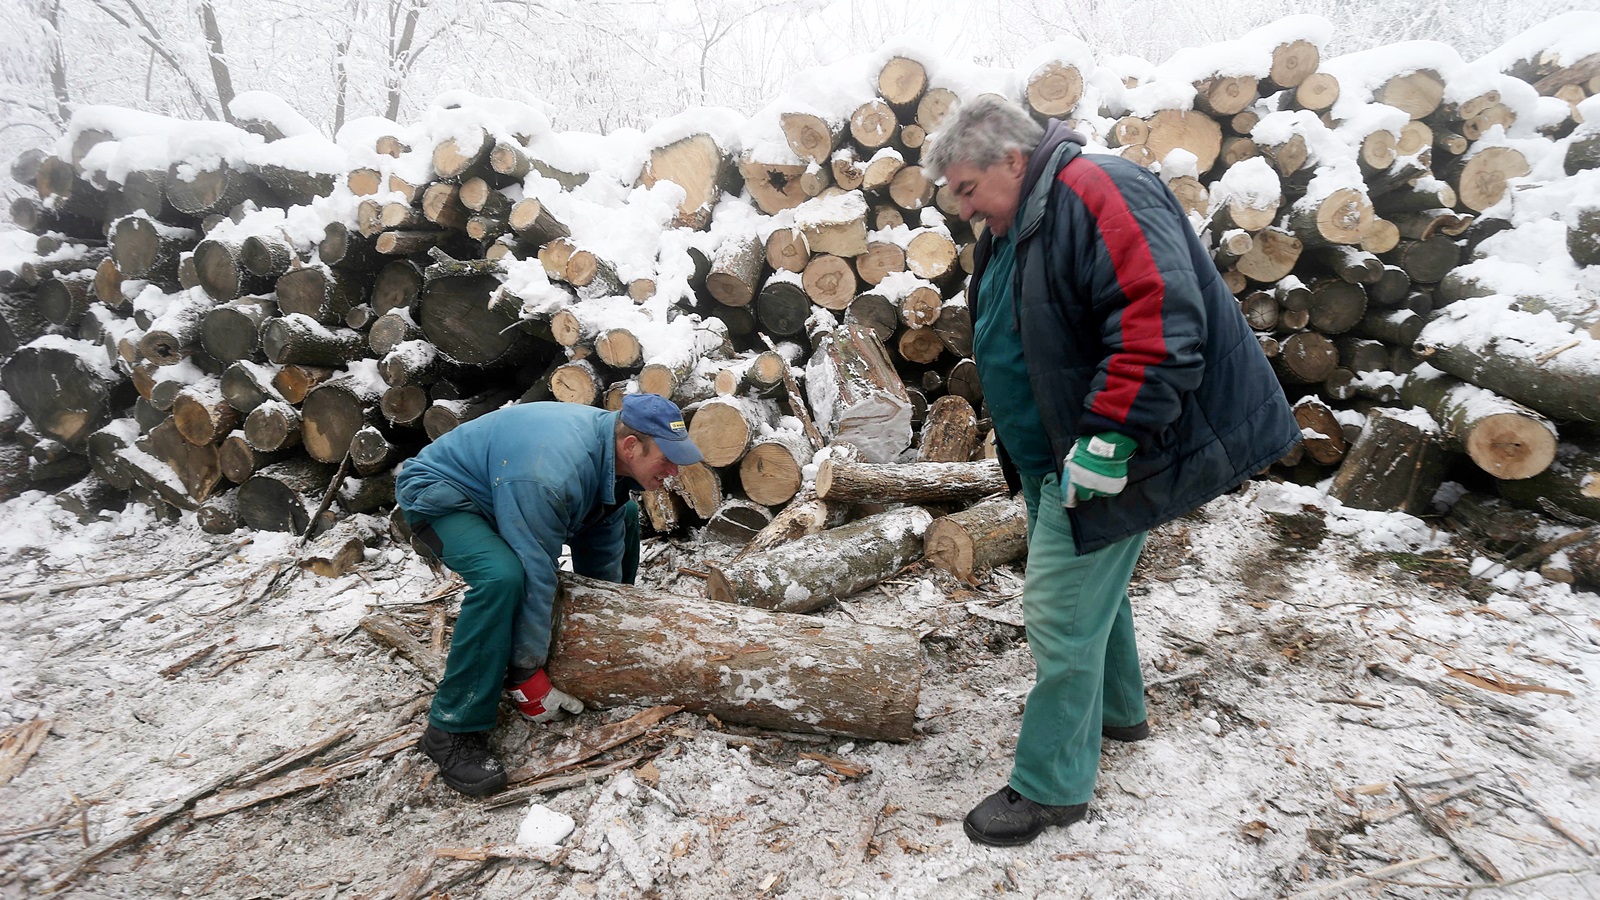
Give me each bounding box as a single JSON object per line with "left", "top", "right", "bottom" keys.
{"left": 1011, "top": 119, "right": 1087, "bottom": 242}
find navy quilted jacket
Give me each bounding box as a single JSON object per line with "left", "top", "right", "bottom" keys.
{"left": 970, "top": 121, "right": 1300, "bottom": 553}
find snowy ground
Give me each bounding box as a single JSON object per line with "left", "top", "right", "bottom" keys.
{"left": 1, "top": 481, "right": 1598, "bottom": 899}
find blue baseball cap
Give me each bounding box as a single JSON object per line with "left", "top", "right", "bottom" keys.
{"left": 620, "top": 393, "right": 703, "bottom": 466}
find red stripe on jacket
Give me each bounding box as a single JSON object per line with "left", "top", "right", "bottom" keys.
{"left": 1057, "top": 160, "right": 1169, "bottom": 427}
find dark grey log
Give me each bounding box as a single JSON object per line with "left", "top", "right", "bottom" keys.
{"left": 1272, "top": 331, "right": 1339, "bottom": 384}
{"left": 37, "top": 271, "right": 96, "bottom": 327}
{"left": 219, "top": 360, "right": 283, "bottom": 413}
{"left": 241, "top": 235, "right": 296, "bottom": 278}
{"left": 109, "top": 214, "right": 195, "bottom": 285}
{"left": 371, "top": 259, "right": 425, "bottom": 315}
{"left": 197, "top": 489, "right": 243, "bottom": 534}
{"left": 276, "top": 263, "right": 363, "bottom": 324}
{"left": 1383, "top": 236, "right": 1459, "bottom": 284}
{"left": 238, "top": 458, "right": 338, "bottom": 533}
{"left": 754, "top": 280, "right": 811, "bottom": 338}
{"left": 1307, "top": 278, "right": 1368, "bottom": 334}
{"left": 1328, "top": 407, "right": 1449, "bottom": 514}
{"left": 380, "top": 384, "right": 429, "bottom": 428}
{"left": 417, "top": 274, "right": 538, "bottom": 367}
{"left": 55, "top": 475, "right": 127, "bottom": 523}
{"left": 261, "top": 315, "right": 367, "bottom": 367}
{"left": 2, "top": 340, "right": 130, "bottom": 446}
{"left": 194, "top": 238, "right": 273, "bottom": 301}
{"left": 422, "top": 387, "right": 519, "bottom": 440}
{"left": 201, "top": 296, "right": 275, "bottom": 362}
{"left": 368, "top": 309, "right": 423, "bottom": 356}
{"left": 138, "top": 289, "right": 217, "bottom": 365}
{"left": 164, "top": 161, "right": 273, "bottom": 217}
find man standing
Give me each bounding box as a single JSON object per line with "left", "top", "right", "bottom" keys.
{"left": 923, "top": 97, "right": 1299, "bottom": 846}
{"left": 395, "top": 393, "right": 703, "bottom": 796}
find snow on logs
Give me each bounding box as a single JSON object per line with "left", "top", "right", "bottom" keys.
{"left": 5, "top": 14, "right": 1600, "bottom": 558}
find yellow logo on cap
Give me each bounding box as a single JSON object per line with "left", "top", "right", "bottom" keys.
{"left": 671, "top": 420, "right": 686, "bottom": 432}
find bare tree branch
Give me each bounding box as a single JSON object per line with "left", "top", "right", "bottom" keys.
{"left": 82, "top": 0, "right": 219, "bottom": 119}
{"left": 198, "top": 0, "right": 237, "bottom": 123}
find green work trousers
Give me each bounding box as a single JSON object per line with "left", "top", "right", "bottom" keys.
{"left": 417, "top": 502, "right": 639, "bottom": 733}
{"left": 1010, "top": 472, "right": 1147, "bottom": 807}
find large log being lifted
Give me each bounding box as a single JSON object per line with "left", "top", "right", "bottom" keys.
{"left": 545, "top": 574, "right": 920, "bottom": 742}
{"left": 705, "top": 507, "right": 933, "bottom": 613}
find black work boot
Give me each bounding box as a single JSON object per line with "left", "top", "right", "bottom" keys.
{"left": 1102, "top": 720, "right": 1150, "bottom": 742}
{"left": 419, "top": 725, "right": 508, "bottom": 797}
{"left": 963, "top": 786, "right": 1087, "bottom": 847}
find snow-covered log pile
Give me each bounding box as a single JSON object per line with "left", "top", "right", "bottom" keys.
{"left": 5, "top": 13, "right": 1600, "bottom": 589}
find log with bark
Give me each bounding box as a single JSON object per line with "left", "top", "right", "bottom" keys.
{"left": 917, "top": 394, "right": 978, "bottom": 463}
{"left": 171, "top": 379, "right": 240, "bottom": 446}
{"left": 2, "top": 339, "right": 130, "bottom": 446}
{"left": 1496, "top": 439, "right": 1600, "bottom": 522}
{"left": 1415, "top": 314, "right": 1600, "bottom": 424}
{"left": 219, "top": 432, "right": 293, "bottom": 483}
{"left": 1328, "top": 407, "right": 1449, "bottom": 514}
{"left": 261, "top": 315, "right": 366, "bottom": 367}
{"left": 816, "top": 458, "right": 1005, "bottom": 504}
{"left": 1399, "top": 365, "right": 1557, "bottom": 480}
{"left": 705, "top": 507, "right": 933, "bottom": 613}
{"left": 805, "top": 321, "right": 911, "bottom": 463}
{"left": 924, "top": 494, "right": 1029, "bottom": 582}
{"left": 201, "top": 296, "right": 275, "bottom": 363}
{"left": 545, "top": 573, "right": 920, "bottom": 741}
{"left": 237, "top": 458, "right": 338, "bottom": 534}
{"left": 1293, "top": 395, "right": 1347, "bottom": 465}
{"left": 193, "top": 238, "right": 273, "bottom": 301}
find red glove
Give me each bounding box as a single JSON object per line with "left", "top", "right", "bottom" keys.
{"left": 507, "top": 669, "right": 584, "bottom": 723}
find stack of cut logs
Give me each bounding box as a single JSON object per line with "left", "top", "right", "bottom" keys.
{"left": 5, "top": 18, "right": 1600, "bottom": 606}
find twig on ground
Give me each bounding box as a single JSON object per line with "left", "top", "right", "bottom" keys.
{"left": 1396, "top": 780, "right": 1503, "bottom": 883}
{"left": 1283, "top": 854, "right": 1449, "bottom": 899}
{"left": 504, "top": 705, "right": 680, "bottom": 784}
{"left": 1500, "top": 768, "right": 1599, "bottom": 855}
{"left": 1367, "top": 865, "right": 1596, "bottom": 892}
{"left": 1508, "top": 525, "right": 1600, "bottom": 571}
{"left": 299, "top": 452, "right": 352, "bottom": 548}
{"left": 0, "top": 719, "right": 52, "bottom": 787}
{"left": 1316, "top": 697, "right": 1386, "bottom": 709}
{"left": 483, "top": 757, "right": 642, "bottom": 810}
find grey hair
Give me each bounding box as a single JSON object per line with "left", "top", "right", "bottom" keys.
{"left": 923, "top": 94, "right": 1045, "bottom": 181}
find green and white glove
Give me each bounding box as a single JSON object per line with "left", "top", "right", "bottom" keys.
{"left": 1062, "top": 431, "right": 1137, "bottom": 508}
